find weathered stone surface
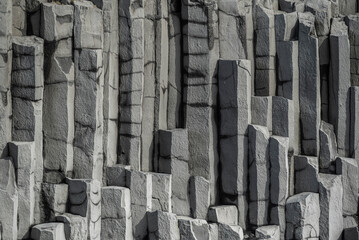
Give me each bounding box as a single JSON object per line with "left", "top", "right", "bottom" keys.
{"left": 336, "top": 157, "right": 358, "bottom": 216}
{"left": 8, "top": 142, "right": 35, "bottom": 239}
{"left": 298, "top": 12, "right": 320, "bottom": 156}
{"left": 275, "top": 12, "right": 298, "bottom": 41}
{"left": 255, "top": 225, "right": 280, "bottom": 240}
{"left": 248, "top": 124, "right": 270, "bottom": 227}
{"left": 41, "top": 183, "right": 68, "bottom": 222}
{"left": 329, "top": 18, "right": 351, "bottom": 158}
{"left": 218, "top": 223, "right": 244, "bottom": 240}
{"left": 67, "top": 179, "right": 101, "bottom": 240}
{"left": 159, "top": 129, "right": 190, "bottom": 216}
{"left": 178, "top": 217, "right": 209, "bottom": 240}
{"left": 31, "top": 223, "right": 66, "bottom": 240}
{"left": 0, "top": 158, "right": 18, "bottom": 240}
{"left": 208, "top": 205, "right": 238, "bottom": 226}
{"left": 318, "top": 174, "right": 343, "bottom": 240}
{"left": 351, "top": 86, "right": 359, "bottom": 159}
{"left": 251, "top": 96, "right": 272, "bottom": 133}
{"left": 56, "top": 213, "right": 88, "bottom": 240}
{"left": 286, "top": 192, "right": 320, "bottom": 239}
{"left": 118, "top": 0, "right": 144, "bottom": 169}
{"left": 151, "top": 172, "right": 171, "bottom": 213}
{"left": 319, "top": 121, "right": 338, "bottom": 170}
{"left": 126, "top": 170, "right": 152, "bottom": 239}
{"left": 294, "top": 155, "right": 319, "bottom": 193}
{"left": 209, "top": 223, "right": 219, "bottom": 240}
{"left": 147, "top": 211, "right": 180, "bottom": 240}
{"left": 106, "top": 164, "right": 131, "bottom": 187}
{"left": 189, "top": 176, "right": 210, "bottom": 219}
{"left": 101, "top": 186, "right": 132, "bottom": 240}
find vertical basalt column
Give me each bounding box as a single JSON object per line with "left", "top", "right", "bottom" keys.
{"left": 350, "top": 86, "right": 359, "bottom": 159}
{"left": 0, "top": 0, "right": 12, "bottom": 158}
{"left": 218, "top": 59, "right": 251, "bottom": 228}
{"left": 73, "top": 0, "right": 104, "bottom": 182}
{"left": 11, "top": 36, "right": 44, "bottom": 224}
{"left": 41, "top": 3, "right": 75, "bottom": 183}
{"left": 12, "top": 0, "right": 26, "bottom": 36}
{"left": 167, "top": 0, "right": 183, "bottom": 130}
{"left": 329, "top": 19, "right": 351, "bottom": 157}
{"left": 182, "top": 0, "right": 219, "bottom": 205}
{"left": 255, "top": 5, "right": 276, "bottom": 96}
{"left": 102, "top": 0, "right": 119, "bottom": 170}
{"left": 345, "top": 15, "right": 359, "bottom": 86}
{"left": 298, "top": 12, "right": 320, "bottom": 156}
{"left": 118, "top": 0, "right": 144, "bottom": 170}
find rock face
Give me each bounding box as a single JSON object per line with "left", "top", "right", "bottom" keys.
{"left": 0, "top": 0, "right": 358, "bottom": 239}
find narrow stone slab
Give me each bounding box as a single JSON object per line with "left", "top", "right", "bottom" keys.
{"left": 189, "top": 176, "right": 210, "bottom": 220}
{"left": 101, "top": 186, "right": 132, "bottom": 239}
{"left": 41, "top": 183, "right": 68, "bottom": 222}
{"left": 319, "top": 121, "right": 338, "bottom": 170}
{"left": 336, "top": 157, "right": 358, "bottom": 216}
{"left": 31, "top": 223, "right": 66, "bottom": 240}
{"left": 318, "top": 174, "right": 343, "bottom": 240}
{"left": 151, "top": 172, "right": 171, "bottom": 213}
{"left": 351, "top": 86, "right": 359, "bottom": 159}
{"left": 251, "top": 96, "right": 272, "bottom": 133}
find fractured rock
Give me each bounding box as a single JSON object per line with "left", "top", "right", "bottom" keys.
{"left": 147, "top": 211, "right": 180, "bottom": 240}
{"left": 56, "top": 213, "right": 88, "bottom": 240}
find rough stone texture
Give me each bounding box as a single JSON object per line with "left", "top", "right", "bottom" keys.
{"left": 251, "top": 96, "right": 272, "bottom": 133}
{"left": 351, "top": 86, "right": 359, "bottom": 159}
{"left": 218, "top": 223, "right": 244, "bottom": 240}
{"left": 67, "top": 179, "right": 101, "bottom": 240}
{"left": 285, "top": 192, "right": 320, "bottom": 239}
{"left": 189, "top": 176, "right": 210, "bottom": 220}
{"left": 318, "top": 174, "right": 343, "bottom": 240}
{"left": 336, "top": 157, "right": 358, "bottom": 216}
{"left": 151, "top": 172, "right": 171, "bottom": 213}
{"left": 101, "top": 186, "right": 132, "bottom": 240}
{"left": 255, "top": 225, "right": 280, "bottom": 240}
{"left": 319, "top": 121, "right": 338, "bottom": 170}
{"left": 147, "top": 211, "right": 180, "bottom": 240}
{"left": 56, "top": 213, "right": 88, "bottom": 240}
{"left": 294, "top": 155, "right": 319, "bottom": 193}
{"left": 178, "top": 216, "right": 209, "bottom": 240}
{"left": 208, "top": 205, "right": 238, "bottom": 226}
{"left": 31, "top": 223, "right": 66, "bottom": 240}
{"left": 41, "top": 183, "right": 68, "bottom": 222}
{"left": 298, "top": 12, "right": 320, "bottom": 156}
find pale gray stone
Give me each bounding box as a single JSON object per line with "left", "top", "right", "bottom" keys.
{"left": 189, "top": 176, "right": 210, "bottom": 220}
{"left": 208, "top": 206, "right": 238, "bottom": 226}
{"left": 351, "top": 87, "right": 359, "bottom": 159}
{"left": 248, "top": 124, "right": 270, "bottom": 227}
{"left": 0, "top": 158, "right": 18, "bottom": 240}
{"left": 147, "top": 211, "right": 180, "bottom": 240}
{"left": 218, "top": 223, "right": 244, "bottom": 240}
{"left": 222, "top": 195, "right": 248, "bottom": 231}
{"left": 31, "top": 223, "right": 66, "bottom": 240}
{"left": 151, "top": 172, "right": 171, "bottom": 213}
{"left": 41, "top": 183, "right": 68, "bottom": 222}
{"left": 255, "top": 225, "right": 280, "bottom": 240}
{"left": 294, "top": 155, "right": 319, "bottom": 193}
{"left": 275, "top": 12, "right": 298, "bottom": 41}
{"left": 178, "top": 216, "right": 209, "bottom": 240}
{"left": 101, "top": 186, "right": 132, "bottom": 240}
{"left": 286, "top": 192, "right": 320, "bottom": 239}
{"left": 209, "top": 223, "right": 219, "bottom": 240}
{"left": 56, "top": 213, "right": 88, "bottom": 240}
{"left": 251, "top": 96, "right": 272, "bottom": 133}
{"left": 73, "top": 0, "right": 103, "bottom": 49}
{"left": 298, "top": 12, "right": 320, "bottom": 156}
{"left": 8, "top": 142, "right": 35, "bottom": 239}
{"left": 329, "top": 19, "right": 351, "bottom": 157}
{"left": 318, "top": 174, "right": 343, "bottom": 240}
{"left": 126, "top": 170, "right": 152, "bottom": 239}
{"left": 336, "top": 157, "right": 358, "bottom": 216}
{"left": 339, "top": 0, "right": 357, "bottom": 15}
{"left": 67, "top": 179, "right": 101, "bottom": 240}
{"left": 319, "top": 121, "right": 338, "bottom": 170}
{"left": 305, "top": 0, "right": 331, "bottom": 37}
{"left": 159, "top": 129, "right": 189, "bottom": 160}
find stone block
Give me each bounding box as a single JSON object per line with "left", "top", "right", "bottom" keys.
{"left": 147, "top": 211, "right": 180, "bottom": 240}
{"left": 101, "top": 186, "right": 132, "bottom": 239}
{"left": 294, "top": 155, "right": 319, "bottom": 193}
{"left": 106, "top": 164, "right": 131, "bottom": 187}
{"left": 351, "top": 87, "right": 359, "bottom": 159}
{"left": 178, "top": 217, "right": 209, "bottom": 240}
{"left": 189, "top": 176, "right": 210, "bottom": 219}
{"left": 275, "top": 12, "right": 298, "bottom": 41}
{"left": 41, "top": 3, "right": 74, "bottom": 42}
{"left": 41, "top": 183, "right": 68, "bottom": 222}
{"left": 0, "top": 158, "right": 18, "bottom": 240}
{"left": 336, "top": 157, "right": 358, "bottom": 216}
{"left": 151, "top": 173, "right": 171, "bottom": 213}
{"left": 218, "top": 223, "right": 244, "bottom": 240}
{"left": 255, "top": 225, "right": 280, "bottom": 240}
{"left": 319, "top": 121, "right": 338, "bottom": 170}
{"left": 208, "top": 205, "right": 238, "bottom": 226}
{"left": 73, "top": 0, "right": 103, "bottom": 49}
{"left": 67, "top": 179, "right": 101, "bottom": 240}
{"left": 251, "top": 96, "right": 272, "bottom": 133}
{"left": 159, "top": 129, "right": 189, "bottom": 160}
{"left": 31, "top": 223, "right": 66, "bottom": 240}
{"left": 318, "top": 174, "right": 343, "bottom": 240}
{"left": 56, "top": 213, "right": 88, "bottom": 240}
{"left": 286, "top": 192, "right": 320, "bottom": 239}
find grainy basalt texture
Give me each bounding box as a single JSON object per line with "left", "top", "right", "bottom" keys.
{"left": 0, "top": 0, "right": 359, "bottom": 239}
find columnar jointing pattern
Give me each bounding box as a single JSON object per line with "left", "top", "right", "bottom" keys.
{"left": 1, "top": 0, "right": 359, "bottom": 239}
